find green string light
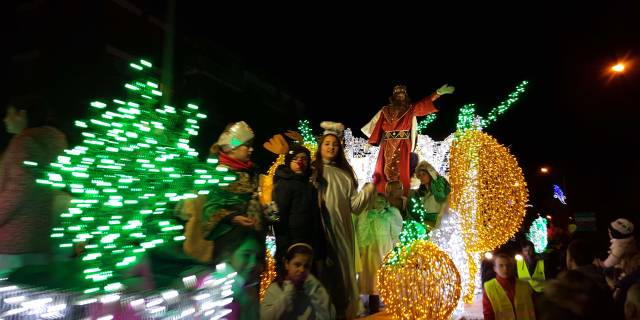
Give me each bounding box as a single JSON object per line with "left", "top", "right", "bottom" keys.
{"left": 297, "top": 119, "right": 316, "bottom": 146}
{"left": 456, "top": 104, "right": 477, "bottom": 132}
{"left": 34, "top": 59, "right": 236, "bottom": 292}
{"left": 386, "top": 197, "right": 435, "bottom": 265}
{"left": 480, "top": 80, "right": 529, "bottom": 128}
{"left": 456, "top": 81, "right": 528, "bottom": 132}
{"left": 417, "top": 114, "right": 438, "bottom": 134}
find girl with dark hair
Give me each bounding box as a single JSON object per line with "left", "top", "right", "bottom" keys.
{"left": 210, "top": 226, "right": 266, "bottom": 320}
{"left": 261, "top": 243, "right": 334, "bottom": 319}
{"left": 311, "top": 121, "right": 375, "bottom": 319}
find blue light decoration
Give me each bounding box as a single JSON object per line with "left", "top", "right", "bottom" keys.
{"left": 553, "top": 184, "right": 567, "bottom": 205}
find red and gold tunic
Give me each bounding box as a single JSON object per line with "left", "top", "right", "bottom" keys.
{"left": 366, "top": 95, "right": 437, "bottom": 194}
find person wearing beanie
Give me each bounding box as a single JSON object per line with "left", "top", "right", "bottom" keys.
{"left": 272, "top": 143, "right": 325, "bottom": 276}
{"left": 595, "top": 218, "right": 638, "bottom": 269}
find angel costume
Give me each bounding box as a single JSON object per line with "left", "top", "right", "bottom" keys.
{"left": 313, "top": 121, "right": 375, "bottom": 319}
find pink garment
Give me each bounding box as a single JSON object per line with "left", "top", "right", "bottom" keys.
{"left": 0, "top": 126, "right": 67, "bottom": 254}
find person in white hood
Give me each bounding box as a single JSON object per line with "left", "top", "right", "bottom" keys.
{"left": 595, "top": 218, "right": 637, "bottom": 269}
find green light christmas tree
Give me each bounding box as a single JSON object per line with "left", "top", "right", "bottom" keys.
{"left": 31, "top": 59, "right": 235, "bottom": 293}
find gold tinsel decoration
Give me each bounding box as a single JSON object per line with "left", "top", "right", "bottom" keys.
{"left": 449, "top": 130, "right": 528, "bottom": 253}
{"left": 464, "top": 252, "right": 480, "bottom": 303}
{"left": 378, "top": 240, "right": 461, "bottom": 320}
{"left": 259, "top": 249, "right": 277, "bottom": 301}
{"left": 259, "top": 154, "right": 285, "bottom": 205}
{"left": 303, "top": 142, "right": 317, "bottom": 159}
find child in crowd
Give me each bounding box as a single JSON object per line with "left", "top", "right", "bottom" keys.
{"left": 261, "top": 243, "right": 335, "bottom": 319}
{"left": 595, "top": 218, "right": 637, "bottom": 269}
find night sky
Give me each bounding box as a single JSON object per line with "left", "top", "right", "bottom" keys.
{"left": 7, "top": 2, "right": 640, "bottom": 225}
{"left": 177, "top": 4, "right": 640, "bottom": 222}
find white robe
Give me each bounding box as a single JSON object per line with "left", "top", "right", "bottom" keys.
{"left": 319, "top": 164, "right": 374, "bottom": 319}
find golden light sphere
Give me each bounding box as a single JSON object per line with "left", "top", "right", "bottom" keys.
{"left": 449, "top": 130, "right": 528, "bottom": 252}
{"left": 378, "top": 240, "right": 461, "bottom": 320}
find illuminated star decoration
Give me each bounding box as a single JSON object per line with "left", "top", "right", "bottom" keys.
{"left": 553, "top": 184, "right": 567, "bottom": 205}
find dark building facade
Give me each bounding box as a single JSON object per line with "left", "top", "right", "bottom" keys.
{"left": 8, "top": 0, "right": 306, "bottom": 166}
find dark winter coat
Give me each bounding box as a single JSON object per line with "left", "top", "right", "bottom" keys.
{"left": 273, "top": 165, "right": 323, "bottom": 259}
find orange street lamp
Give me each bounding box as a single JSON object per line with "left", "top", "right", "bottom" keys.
{"left": 611, "top": 63, "right": 626, "bottom": 73}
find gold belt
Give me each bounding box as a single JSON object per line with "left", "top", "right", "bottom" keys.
{"left": 384, "top": 130, "right": 410, "bottom": 140}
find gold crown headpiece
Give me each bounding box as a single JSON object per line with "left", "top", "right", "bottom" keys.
{"left": 393, "top": 85, "right": 407, "bottom": 94}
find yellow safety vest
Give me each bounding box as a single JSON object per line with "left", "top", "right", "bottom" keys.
{"left": 484, "top": 278, "right": 536, "bottom": 320}
{"left": 517, "top": 259, "right": 545, "bottom": 292}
